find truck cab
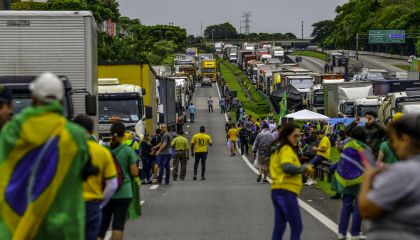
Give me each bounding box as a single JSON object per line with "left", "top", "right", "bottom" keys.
{"left": 354, "top": 97, "right": 382, "bottom": 117}
{"left": 98, "top": 78, "right": 146, "bottom": 142}
{"left": 0, "top": 75, "right": 75, "bottom": 118}
{"left": 378, "top": 91, "right": 420, "bottom": 127}
{"left": 307, "top": 84, "right": 324, "bottom": 114}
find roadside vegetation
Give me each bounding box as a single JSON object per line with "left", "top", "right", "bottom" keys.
{"left": 219, "top": 59, "right": 271, "bottom": 119}
{"left": 393, "top": 64, "right": 411, "bottom": 71}
{"left": 290, "top": 50, "right": 328, "bottom": 62}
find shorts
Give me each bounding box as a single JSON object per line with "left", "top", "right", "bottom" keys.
{"left": 258, "top": 156, "right": 269, "bottom": 168}
{"left": 309, "top": 155, "right": 328, "bottom": 167}
{"left": 99, "top": 198, "right": 132, "bottom": 237}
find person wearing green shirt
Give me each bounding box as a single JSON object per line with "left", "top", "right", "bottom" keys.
{"left": 98, "top": 122, "right": 139, "bottom": 240}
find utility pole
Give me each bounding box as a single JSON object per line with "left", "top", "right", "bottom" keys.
{"left": 301, "top": 21, "right": 304, "bottom": 39}
{"left": 201, "top": 20, "right": 203, "bottom": 38}
{"left": 211, "top": 29, "right": 215, "bottom": 42}
{"left": 356, "top": 33, "right": 359, "bottom": 60}
{"left": 242, "top": 11, "right": 251, "bottom": 36}
{"left": 239, "top": 20, "right": 242, "bottom": 34}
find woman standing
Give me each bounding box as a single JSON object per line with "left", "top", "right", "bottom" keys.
{"left": 270, "top": 123, "right": 313, "bottom": 240}
{"left": 359, "top": 115, "right": 420, "bottom": 240}
{"left": 98, "top": 122, "right": 139, "bottom": 240}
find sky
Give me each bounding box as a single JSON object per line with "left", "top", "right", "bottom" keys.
{"left": 117, "top": 0, "right": 348, "bottom": 38}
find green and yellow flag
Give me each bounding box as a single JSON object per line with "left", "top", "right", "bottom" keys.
{"left": 0, "top": 101, "right": 88, "bottom": 240}
{"left": 279, "top": 91, "right": 288, "bottom": 118}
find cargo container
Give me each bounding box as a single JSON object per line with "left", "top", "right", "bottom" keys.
{"left": 201, "top": 59, "right": 217, "bottom": 82}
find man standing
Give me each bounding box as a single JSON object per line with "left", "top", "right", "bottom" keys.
{"left": 171, "top": 130, "right": 189, "bottom": 181}
{"left": 305, "top": 131, "right": 331, "bottom": 185}
{"left": 153, "top": 124, "right": 172, "bottom": 185}
{"left": 207, "top": 97, "right": 214, "bottom": 113}
{"left": 0, "top": 85, "right": 12, "bottom": 132}
{"left": 227, "top": 124, "right": 239, "bottom": 156}
{"left": 188, "top": 102, "right": 197, "bottom": 123}
{"left": 252, "top": 122, "right": 274, "bottom": 183}
{"left": 239, "top": 123, "right": 250, "bottom": 155}
{"left": 73, "top": 115, "right": 118, "bottom": 240}
{"left": 0, "top": 72, "right": 91, "bottom": 239}
{"left": 219, "top": 96, "right": 226, "bottom": 113}
{"left": 348, "top": 112, "right": 384, "bottom": 156}
{"left": 191, "top": 126, "right": 213, "bottom": 180}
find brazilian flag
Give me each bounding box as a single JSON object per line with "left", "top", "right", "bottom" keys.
{"left": 0, "top": 101, "right": 88, "bottom": 240}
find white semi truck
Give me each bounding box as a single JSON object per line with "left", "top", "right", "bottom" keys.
{"left": 0, "top": 11, "right": 98, "bottom": 122}
{"left": 98, "top": 78, "right": 147, "bottom": 141}
{"left": 378, "top": 91, "right": 420, "bottom": 127}
{"left": 338, "top": 85, "right": 373, "bottom": 117}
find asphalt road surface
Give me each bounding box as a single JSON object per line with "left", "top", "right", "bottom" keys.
{"left": 121, "top": 84, "right": 340, "bottom": 240}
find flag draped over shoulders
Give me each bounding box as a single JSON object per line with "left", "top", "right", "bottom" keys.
{"left": 0, "top": 101, "right": 88, "bottom": 240}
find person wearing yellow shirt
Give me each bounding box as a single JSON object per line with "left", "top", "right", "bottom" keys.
{"left": 227, "top": 124, "right": 239, "bottom": 156}
{"left": 191, "top": 126, "right": 213, "bottom": 180}
{"left": 171, "top": 130, "right": 189, "bottom": 181}
{"left": 73, "top": 115, "right": 118, "bottom": 240}
{"left": 270, "top": 123, "right": 313, "bottom": 240}
{"left": 305, "top": 130, "right": 331, "bottom": 186}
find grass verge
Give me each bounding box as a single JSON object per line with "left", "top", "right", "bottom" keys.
{"left": 393, "top": 64, "right": 411, "bottom": 71}
{"left": 290, "top": 50, "right": 328, "bottom": 62}
{"left": 315, "top": 146, "right": 340, "bottom": 195}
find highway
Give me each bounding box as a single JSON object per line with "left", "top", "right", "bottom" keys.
{"left": 120, "top": 84, "right": 340, "bottom": 240}
{"left": 289, "top": 54, "right": 410, "bottom": 74}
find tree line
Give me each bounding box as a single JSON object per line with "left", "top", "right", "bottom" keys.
{"left": 11, "top": 0, "right": 188, "bottom": 65}
{"left": 311, "top": 0, "right": 420, "bottom": 55}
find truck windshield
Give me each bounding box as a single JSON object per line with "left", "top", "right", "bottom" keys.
{"left": 12, "top": 93, "right": 70, "bottom": 118}
{"left": 356, "top": 105, "right": 377, "bottom": 117}
{"left": 314, "top": 94, "right": 324, "bottom": 106}
{"left": 342, "top": 102, "right": 355, "bottom": 116}
{"left": 99, "top": 99, "right": 140, "bottom": 123}
{"left": 203, "top": 68, "right": 215, "bottom": 73}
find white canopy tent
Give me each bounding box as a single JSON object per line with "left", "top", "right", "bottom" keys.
{"left": 285, "top": 110, "right": 330, "bottom": 121}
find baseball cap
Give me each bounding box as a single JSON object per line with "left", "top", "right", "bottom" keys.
{"left": 29, "top": 72, "right": 64, "bottom": 103}
{"left": 0, "top": 85, "right": 12, "bottom": 104}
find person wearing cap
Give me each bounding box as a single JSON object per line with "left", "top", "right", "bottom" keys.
{"left": 0, "top": 85, "right": 12, "bottom": 131}
{"left": 0, "top": 72, "right": 93, "bottom": 239}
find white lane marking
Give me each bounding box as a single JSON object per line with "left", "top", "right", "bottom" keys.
{"left": 105, "top": 231, "right": 112, "bottom": 240}
{"left": 239, "top": 153, "right": 340, "bottom": 235}
{"left": 149, "top": 184, "right": 159, "bottom": 190}
{"left": 215, "top": 83, "right": 229, "bottom": 122}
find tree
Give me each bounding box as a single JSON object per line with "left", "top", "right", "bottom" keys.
{"left": 48, "top": 0, "right": 88, "bottom": 10}
{"left": 204, "top": 22, "right": 238, "bottom": 40}
{"left": 311, "top": 20, "right": 335, "bottom": 48}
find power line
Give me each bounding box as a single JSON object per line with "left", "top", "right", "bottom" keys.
{"left": 242, "top": 11, "right": 251, "bottom": 35}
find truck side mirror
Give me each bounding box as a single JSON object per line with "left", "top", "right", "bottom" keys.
{"left": 85, "top": 94, "right": 97, "bottom": 116}
{"left": 145, "top": 106, "right": 153, "bottom": 120}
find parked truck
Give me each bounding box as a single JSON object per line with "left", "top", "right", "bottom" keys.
{"left": 323, "top": 82, "right": 372, "bottom": 117}
{"left": 337, "top": 85, "right": 373, "bottom": 117}
{"left": 0, "top": 11, "right": 98, "bottom": 125}
{"left": 378, "top": 91, "right": 420, "bottom": 127}
{"left": 201, "top": 59, "right": 217, "bottom": 82}
{"left": 157, "top": 77, "right": 177, "bottom": 128}
{"left": 238, "top": 50, "right": 253, "bottom": 69}
{"left": 98, "top": 78, "right": 148, "bottom": 141}
{"left": 215, "top": 42, "right": 223, "bottom": 54}
{"left": 270, "top": 46, "right": 285, "bottom": 61}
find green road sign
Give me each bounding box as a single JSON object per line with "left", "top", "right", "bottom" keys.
{"left": 368, "top": 30, "right": 405, "bottom": 44}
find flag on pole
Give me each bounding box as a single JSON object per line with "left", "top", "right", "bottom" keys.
{"left": 279, "top": 91, "right": 287, "bottom": 118}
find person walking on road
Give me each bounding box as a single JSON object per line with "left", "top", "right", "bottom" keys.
{"left": 73, "top": 115, "right": 118, "bottom": 240}
{"left": 227, "top": 124, "right": 239, "bottom": 156}
{"left": 219, "top": 96, "right": 226, "bottom": 113}
{"left": 358, "top": 115, "right": 420, "bottom": 240}
{"left": 188, "top": 102, "right": 197, "bottom": 123}
{"left": 253, "top": 122, "right": 274, "bottom": 183}
{"left": 270, "top": 123, "right": 313, "bottom": 240}
{"left": 208, "top": 96, "right": 214, "bottom": 113}
{"left": 140, "top": 133, "right": 154, "bottom": 184}
{"left": 331, "top": 127, "right": 368, "bottom": 240}
{"left": 239, "top": 123, "right": 251, "bottom": 155}
{"left": 0, "top": 85, "right": 12, "bottom": 132}
{"left": 152, "top": 124, "right": 173, "bottom": 185}
{"left": 0, "top": 72, "right": 95, "bottom": 239}
{"left": 98, "top": 121, "right": 139, "bottom": 240}
{"left": 191, "top": 126, "right": 213, "bottom": 180}
{"left": 151, "top": 128, "right": 162, "bottom": 181}
{"left": 171, "top": 130, "right": 189, "bottom": 181}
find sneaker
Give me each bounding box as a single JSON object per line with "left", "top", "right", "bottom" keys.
{"left": 263, "top": 179, "right": 269, "bottom": 183}
{"left": 338, "top": 233, "right": 346, "bottom": 240}
{"left": 304, "top": 179, "right": 312, "bottom": 186}
{"left": 193, "top": 176, "right": 197, "bottom": 181}
{"left": 201, "top": 177, "right": 206, "bottom": 181}
{"left": 257, "top": 175, "right": 262, "bottom": 182}
{"left": 351, "top": 234, "right": 367, "bottom": 240}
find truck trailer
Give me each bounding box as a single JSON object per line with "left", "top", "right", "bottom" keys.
{"left": 201, "top": 59, "right": 217, "bottom": 82}
{"left": 0, "top": 11, "right": 98, "bottom": 123}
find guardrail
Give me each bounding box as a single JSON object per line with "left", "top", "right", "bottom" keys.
{"left": 325, "top": 49, "right": 410, "bottom": 60}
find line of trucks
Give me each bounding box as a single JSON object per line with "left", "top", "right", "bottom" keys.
{"left": 0, "top": 11, "right": 194, "bottom": 141}
{"left": 215, "top": 41, "right": 420, "bottom": 126}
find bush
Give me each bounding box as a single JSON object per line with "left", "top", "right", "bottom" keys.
{"left": 12, "top": 2, "right": 48, "bottom": 10}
